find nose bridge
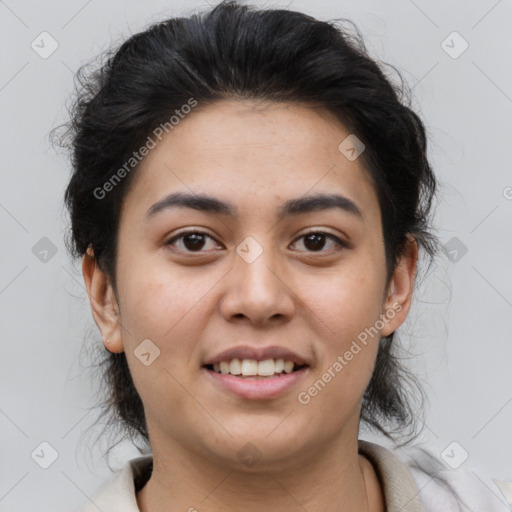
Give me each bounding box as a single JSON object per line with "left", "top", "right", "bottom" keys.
{"left": 220, "top": 235, "right": 295, "bottom": 323}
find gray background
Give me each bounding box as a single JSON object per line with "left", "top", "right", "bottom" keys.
{"left": 1, "top": 0, "right": 511, "bottom": 510}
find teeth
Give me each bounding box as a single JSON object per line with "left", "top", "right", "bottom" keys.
{"left": 258, "top": 359, "right": 275, "bottom": 376}
{"left": 241, "top": 359, "right": 258, "bottom": 376}
{"left": 229, "top": 359, "right": 242, "bottom": 375}
{"left": 209, "top": 358, "right": 301, "bottom": 376}
{"left": 284, "top": 360, "right": 294, "bottom": 373}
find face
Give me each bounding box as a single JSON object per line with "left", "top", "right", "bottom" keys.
{"left": 84, "top": 100, "right": 417, "bottom": 469}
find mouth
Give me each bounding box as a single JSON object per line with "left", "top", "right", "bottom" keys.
{"left": 202, "top": 359, "right": 310, "bottom": 400}
{"left": 203, "top": 359, "right": 309, "bottom": 378}
{"left": 201, "top": 345, "right": 311, "bottom": 399}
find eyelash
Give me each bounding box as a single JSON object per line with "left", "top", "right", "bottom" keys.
{"left": 165, "top": 230, "right": 348, "bottom": 254}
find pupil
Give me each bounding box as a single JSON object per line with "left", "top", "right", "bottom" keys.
{"left": 184, "top": 233, "right": 205, "bottom": 251}
{"left": 304, "top": 233, "right": 325, "bottom": 251}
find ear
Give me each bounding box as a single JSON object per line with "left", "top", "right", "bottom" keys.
{"left": 379, "top": 235, "right": 418, "bottom": 337}
{"left": 82, "top": 246, "right": 124, "bottom": 353}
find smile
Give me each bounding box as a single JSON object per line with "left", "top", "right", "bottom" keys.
{"left": 203, "top": 362, "right": 310, "bottom": 400}
{"left": 206, "top": 358, "right": 306, "bottom": 377}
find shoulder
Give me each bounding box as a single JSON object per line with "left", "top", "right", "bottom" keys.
{"left": 79, "top": 455, "right": 153, "bottom": 512}
{"left": 405, "top": 445, "right": 512, "bottom": 512}
{"left": 78, "top": 446, "right": 512, "bottom": 512}
{"left": 358, "top": 439, "right": 512, "bottom": 512}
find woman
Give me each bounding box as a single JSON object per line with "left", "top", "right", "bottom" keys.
{"left": 58, "top": 1, "right": 511, "bottom": 510}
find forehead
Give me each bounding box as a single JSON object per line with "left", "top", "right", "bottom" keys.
{"left": 122, "top": 100, "right": 380, "bottom": 225}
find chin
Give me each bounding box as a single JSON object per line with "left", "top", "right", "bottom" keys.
{"left": 205, "top": 429, "right": 311, "bottom": 471}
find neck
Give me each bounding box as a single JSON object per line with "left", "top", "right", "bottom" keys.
{"left": 136, "top": 434, "right": 384, "bottom": 512}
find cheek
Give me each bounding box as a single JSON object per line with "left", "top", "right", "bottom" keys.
{"left": 296, "top": 259, "right": 384, "bottom": 403}
{"left": 115, "top": 260, "right": 211, "bottom": 432}
{"left": 304, "top": 263, "right": 385, "bottom": 343}
{"left": 117, "top": 256, "right": 209, "bottom": 342}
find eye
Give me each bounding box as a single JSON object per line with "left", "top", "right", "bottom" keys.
{"left": 165, "top": 229, "right": 348, "bottom": 254}
{"left": 290, "top": 231, "right": 347, "bottom": 253}
{"left": 165, "top": 230, "right": 222, "bottom": 253}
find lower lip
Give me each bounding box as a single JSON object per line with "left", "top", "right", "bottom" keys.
{"left": 203, "top": 367, "right": 309, "bottom": 400}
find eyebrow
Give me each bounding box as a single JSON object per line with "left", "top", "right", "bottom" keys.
{"left": 145, "top": 191, "right": 363, "bottom": 221}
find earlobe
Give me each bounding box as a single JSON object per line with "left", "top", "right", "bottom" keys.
{"left": 82, "top": 246, "right": 124, "bottom": 353}
{"left": 380, "top": 235, "right": 418, "bottom": 337}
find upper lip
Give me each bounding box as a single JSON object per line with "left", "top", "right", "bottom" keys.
{"left": 203, "top": 345, "right": 308, "bottom": 366}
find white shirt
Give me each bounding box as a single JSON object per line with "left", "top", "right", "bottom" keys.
{"left": 79, "top": 440, "right": 512, "bottom": 511}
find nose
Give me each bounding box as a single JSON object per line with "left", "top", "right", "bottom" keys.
{"left": 218, "top": 239, "right": 296, "bottom": 327}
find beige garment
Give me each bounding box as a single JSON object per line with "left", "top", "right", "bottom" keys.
{"left": 80, "top": 440, "right": 512, "bottom": 512}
